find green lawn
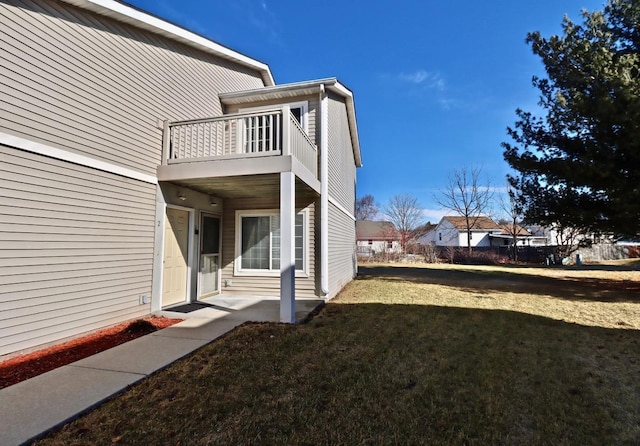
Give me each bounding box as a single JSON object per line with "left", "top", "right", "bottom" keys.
{"left": 37, "top": 262, "right": 640, "bottom": 445}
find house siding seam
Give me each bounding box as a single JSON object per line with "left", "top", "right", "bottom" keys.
{"left": 220, "top": 196, "right": 318, "bottom": 298}
{"left": 0, "top": 0, "right": 264, "bottom": 177}
{"left": 0, "top": 145, "right": 156, "bottom": 356}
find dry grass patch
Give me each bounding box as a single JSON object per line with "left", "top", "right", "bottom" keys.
{"left": 355, "top": 261, "right": 640, "bottom": 329}
{"left": 36, "top": 262, "right": 640, "bottom": 445}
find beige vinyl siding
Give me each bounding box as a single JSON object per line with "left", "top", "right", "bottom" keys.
{"left": 327, "top": 93, "right": 356, "bottom": 212}
{"left": 220, "top": 196, "right": 318, "bottom": 298}
{"left": 325, "top": 93, "right": 357, "bottom": 296}
{"left": 0, "top": 145, "right": 156, "bottom": 356}
{"left": 327, "top": 203, "right": 356, "bottom": 298}
{"left": 0, "top": 0, "right": 264, "bottom": 177}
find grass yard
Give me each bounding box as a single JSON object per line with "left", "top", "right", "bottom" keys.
{"left": 37, "top": 261, "right": 640, "bottom": 445}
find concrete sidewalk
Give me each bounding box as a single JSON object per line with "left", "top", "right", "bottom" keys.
{"left": 0, "top": 297, "right": 323, "bottom": 446}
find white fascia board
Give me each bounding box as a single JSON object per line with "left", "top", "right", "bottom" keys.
{"left": 59, "top": 0, "right": 275, "bottom": 86}
{"left": 219, "top": 78, "right": 339, "bottom": 103}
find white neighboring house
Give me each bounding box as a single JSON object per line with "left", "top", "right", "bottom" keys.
{"left": 418, "top": 216, "right": 546, "bottom": 247}
{"left": 436, "top": 216, "right": 502, "bottom": 247}
{"left": 525, "top": 224, "right": 596, "bottom": 247}
{"left": 356, "top": 221, "right": 401, "bottom": 255}
{"left": 420, "top": 216, "right": 533, "bottom": 248}
{"left": 490, "top": 223, "right": 543, "bottom": 247}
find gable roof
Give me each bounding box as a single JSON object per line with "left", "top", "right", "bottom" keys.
{"left": 497, "top": 223, "right": 531, "bottom": 236}
{"left": 356, "top": 221, "right": 396, "bottom": 240}
{"left": 61, "top": 0, "right": 274, "bottom": 87}
{"left": 220, "top": 78, "right": 362, "bottom": 167}
{"left": 441, "top": 216, "right": 501, "bottom": 231}
{"left": 61, "top": 2, "right": 362, "bottom": 167}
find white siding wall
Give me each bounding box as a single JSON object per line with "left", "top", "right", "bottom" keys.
{"left": 457, "top": 231, "right": 493, "bottom": 247}
{"left": 434, "top": 220, "right": 459, "bottom": 246}
{"left": 0, "top": 146, "right": 156, "bottom": 356}
{"left": 435, "top": 220, "right": 494, "bottom": 248}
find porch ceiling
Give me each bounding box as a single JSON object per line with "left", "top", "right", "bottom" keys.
{"left": 170, "top": 174, "right": 318, "bottom": 199}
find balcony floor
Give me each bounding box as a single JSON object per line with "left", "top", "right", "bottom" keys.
{"left": 158, "top": 155, "right": 320, "bottom": 199}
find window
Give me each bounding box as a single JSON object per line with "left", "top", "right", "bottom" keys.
{"left": 290, "top": 105, "right": 305, "bottom": 129}
{"left": 236, "top": 210, "right": 306, "bottom": 275}
{"left": 240, "top": 101, "right": 308, "bottom": 132}
{"left": 438, "top": 232, "right": 442, "bottom": 241}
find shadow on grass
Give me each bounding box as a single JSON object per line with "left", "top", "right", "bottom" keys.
{"left": 36, "top": 302, "right": 640, "bottom": 446}
{"left": 357, "top": 265, "right": 640, "bottom": 303}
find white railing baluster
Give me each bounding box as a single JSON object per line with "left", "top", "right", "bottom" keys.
{"left": 165, "top": 108, "right": 317, "bottom": 178}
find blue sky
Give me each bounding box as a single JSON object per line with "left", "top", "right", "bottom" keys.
{"left": 128, "top": 0, "right": 604, "bottom": 222}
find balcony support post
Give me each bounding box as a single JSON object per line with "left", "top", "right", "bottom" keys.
{"left": 161, "top": 120, "right": 170, "bottom": 165}
{"left": 280, "top": 170, "right": 296, "bottom": 323}
{"left": 281, "top": 104, "right": 291, "bottom": 156}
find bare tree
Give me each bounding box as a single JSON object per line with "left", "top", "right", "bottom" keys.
{"left": 436, "top": 167, "right": 493, "bottom": 253}
{"left": 383, "top": 194, "right": 424, "bottom": 253}
{"left": 498, "top": 186, "right": 525, "bottom": 261}
{"left": 356, "top": 194, "right": 379, "bottom": 221}
{"left": 553, "top": 224, "right": 589, "bottom": 259}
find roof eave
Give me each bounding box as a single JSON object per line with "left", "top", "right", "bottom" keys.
{"left": 220, "top": 78, "right": 362, "bottom": 167}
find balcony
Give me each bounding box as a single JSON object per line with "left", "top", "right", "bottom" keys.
{"left": 161, "top": 106, "right": 317, "bottom": 179}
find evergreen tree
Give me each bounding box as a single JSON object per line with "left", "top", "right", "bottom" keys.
{"left": 503, "top": 0, "right": 640, "bottom": 236}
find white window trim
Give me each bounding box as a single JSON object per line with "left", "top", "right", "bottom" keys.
{"left": 234, "top": 208, "right": 309, "bottom": 277}
{"left": 239, "top": 101, "right": 309, "bottom": 132}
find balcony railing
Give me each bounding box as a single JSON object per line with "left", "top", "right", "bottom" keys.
{"left": 162, "top": 106, "right": 318, "bottom": 177}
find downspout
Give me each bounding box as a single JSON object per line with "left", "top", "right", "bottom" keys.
{"left": 320, "top": 84, "right": 329, "bottom": 295}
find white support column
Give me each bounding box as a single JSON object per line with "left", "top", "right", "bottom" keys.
{"left": 319, "top": 86, "right": 330, "bottom": 295}
{"left": 280, "top": 171, "right": 296, "bottom": 323}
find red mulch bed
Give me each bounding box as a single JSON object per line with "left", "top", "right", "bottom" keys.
{"left": 0, "top": 317, "right": 182, "bottom": 390}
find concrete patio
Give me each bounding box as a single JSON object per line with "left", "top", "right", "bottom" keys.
{"left": 0, "top": 297, "right": 323, "bottom": 446}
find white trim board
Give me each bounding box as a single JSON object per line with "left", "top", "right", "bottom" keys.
{"left": 0, "top": 132, "right": 158, "bottom": 185}
{"left": 328, "top": 196, "right": 356, "bottom": 221}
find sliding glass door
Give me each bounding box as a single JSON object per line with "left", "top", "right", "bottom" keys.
{"left": 199, "top": 214, "right": 220, "bottom": 298}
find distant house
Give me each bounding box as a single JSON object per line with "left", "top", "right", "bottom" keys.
{"left": 489, "top": 223, "right": 540, "bottom": 247}
{"left": 419, "top": 216, "right": 544, "bottom": 248}
{"left": 419, "top": 216, "right": 503, "bottom": 248}
{"left": 356, "top": 221, "right": 401, "bottom": 255}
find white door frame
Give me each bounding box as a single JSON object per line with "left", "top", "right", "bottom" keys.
{"left": 152, "top": 203, "right": 195, "bottom": 311}
{"left": 198, "top": 211, "right": 222, "bottom": 299}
